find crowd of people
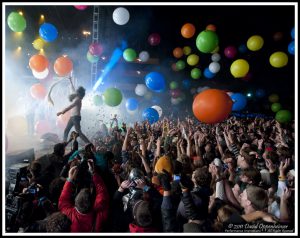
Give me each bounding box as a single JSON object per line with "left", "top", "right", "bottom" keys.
{"left": 6, "top": 113, "right": 295, "bottom": 233}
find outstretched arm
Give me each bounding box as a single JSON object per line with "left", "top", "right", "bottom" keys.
{"left": 69, "top": 75, "right": 76, "bottom": 93}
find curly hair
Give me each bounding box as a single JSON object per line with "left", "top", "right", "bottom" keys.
{"left": 46, "top": 212, "right": 71, "bottom": 232}
{"left": 193, "top": 167, "right": 212, "bottom": 187}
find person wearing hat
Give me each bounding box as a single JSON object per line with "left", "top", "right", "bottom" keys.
{"left": 57, "top": 75, "right": 91, "bottom": 145}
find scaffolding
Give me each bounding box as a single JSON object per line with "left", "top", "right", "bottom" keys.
{"left": 91, "top": 5, "right": 100, "bottom": 89}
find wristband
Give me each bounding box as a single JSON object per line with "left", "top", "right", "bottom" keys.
{"left": 67, "top": 177, "right": 74, "bottom": 184}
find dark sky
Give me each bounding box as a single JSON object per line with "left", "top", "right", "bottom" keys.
{"left": 5, "top": 3, "right": 296, "bottom": 113}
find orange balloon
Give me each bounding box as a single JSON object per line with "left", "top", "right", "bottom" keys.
{"left": 206, "top": 24, "right": 217, "bottom": 32}
{"left": 173, "top": 47, "right": 183, "bottom": 58}
{"left": 29, "top": 54, "right": 49, "bottom": 72}
{"left": 192, "top": 89, "right": 233, "bottom": 124}
{"left": 54, "top": 56, "right": 73, "bottom": 77}
{"left": 181, "top": 23, "right": 196, "bottom": 38}
{"left": 30, "top": 83, "right": 47, "bottom": 100}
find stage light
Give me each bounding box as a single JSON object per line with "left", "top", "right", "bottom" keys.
{"left": 247, "top": 93, "right": 252, "bottom": 97}
{"left": 18, "top": 11, "right": 23, "bottom": 15}
{"left": 17, "top": 46, "right": 22, "bottom": 50}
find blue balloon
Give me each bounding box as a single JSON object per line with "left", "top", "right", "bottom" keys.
{"left": 288, "top": 41, "right": 294, "bottom": 55}
{"left": 182, "top": 79, "right": 191, "bottom": 89}
{"left": 238, "top": 44, "right": 248, "bottom": 54}
{"left": 145, "top": 72, "right": 166, "bottom": 92}
{"left": 291, "top": 27, "right": 295, "bottom": 39}
{"left": 142, "top": 107, "right": 159, "bottom": 124}
{"left": 204, "top": 68, "right": 215, "bottom": 79}
{"left": 255, "top": 88, "right": 266, "bottom": 98}
{"left": 231, "top": 93, "right": 247, "bottom": 111}
{"left": 126, "top": 98, "right": 138, "bottom": 111}
{"left": 39, "top": 23, "right": 58, "bottom": 42}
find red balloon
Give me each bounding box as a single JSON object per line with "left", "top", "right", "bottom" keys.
{"left": 206, "top": 24, "right": 217, "bottom": 32}
{"left": 30, "top": 83, "right": 47, "bottom": 100}
{"left": 74, "top": 5, "right": 88, "bottom": 10}
{"left": 89, "top": 43, "right": 103, "bottom": 56}
{"left": 35, "top": 120, "right": 52, "bottom": 135}
{"left": 192, "top": 89, "right": 233, "bottom": 124}
{"left": 54, "top": 56, "right": 73, "bottom": 77}
{"left": 224, "top": 46, "right": 237, "bottom": 59}
{"left": 148, "top": 33, "right": 161, "bottom": 46}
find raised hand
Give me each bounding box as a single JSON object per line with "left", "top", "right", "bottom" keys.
{"left": 68, "top": 166, "right": 78, "bottom": 181}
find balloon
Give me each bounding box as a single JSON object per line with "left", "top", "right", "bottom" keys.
{"left": 211, "top": 45, "right": 219, "bottom": 53}
{"left": 192, "top": 89, "right": 233, "bottom": 124}
{"left": 35, "top": 120, "right": 52, "bottom": 135}
{"left": 176, "top": 60, "right": 186, "bottom": 70}
{"left": 196, "top": 30, "right": 219, "bottom": 53}
{"left": 151, "top": 105, "right": 163, "bottom": 117}
{"left": 171, "top": 89, "right": 181, "bottom": 98}
{"left": 30, "top": 83, "right": 47, "bottom": 100}
{"left": 183, "top": 46, "right": 192, "bottom": 55}
{"left": 275, "top": 110, "right": 292, "bottom": 123}
{"left": 32, "top": 68, "right": 49, "bottom": 80}
{"left": 224, "top": 46, "right": 237, "bottom": 59}
{"left": 39, "top": 23, "right": 58, "bottom": 42}
{"left": 211, "top": 53, "right": 221, "bottom": 62}
{"left": 171, "top": 63, "right": 178, "bottom": 72}
{"left": 170, "top": 81, "right": 179, "bottom": 90}
{"left": 123, "top": 48, "right": 137, "bottom": 62}
{"left": 182, "top": 79, "right": 191, "bottom": 90}
{"left": 255, "top": 89, "right": 266, "bottom": 98}
{"left": 230, "top": 93, "right": 247, "bottom": 111}
{"left": 204, "top": 68, "right": 215, "bottom": 78}
{"left": 206, "top": 24, "right": 216, "bottom": 31}
{"left": 268, "top": 94, "right": 279, "bottom": 103}
{"left": 102, "top": 88, "right": 122, "bottom": 107}
{"left": 139, "top": 51, "right": 150, "bottom": 62}
{"left": 238, "top": 44, "right": 248, "bottom": 54}
{"left": 54, "top": 56, "right": 73, "bottom": 76}
{"left": 74, "top": 5, "right": 88, "bottom": 10}
{"left": 135, "top": 84, "right": 147, "bottom": 96}
{"left": 269, "top": 51, "right": 288, "bottom": 68}
{"left": 288, "top": 41, "right": 294, "bottom": 55}
{"left": 209, "top": 62, "right": 220, "bottom": 73}
{"left": 273, "top": 31, "right": 283, "bottom": 42}
{"left": 181, "top": 23, "right": 196, "bottom": 38}
{"left": 112, "top": 7, "right": 130, "bottom": 25}
{"left": 87, "top": 51, "right": 99, "bottom": 63}
{"left": 148, "top": 33, "right": 161, "bottom": 46}
{"left": 93, "top": 95, "right": 102, "bottom": 106}
{"left": 247, "top": 35, "right": 264, "bottom": 51}
{"left": 142, "top": 108, "right": 159, "bottom": 124}
{"left": 6, "top": 116, "right": 28, "bottom": 136}
{"left": 291, "top": 27, "right": 295, "bottom": 39}
{"left": 29, "top": 54, "right": 49, "bottom": 72}
{"left": 126, "top": 98, "right": 138, "bottom": 111}
{"left": 89, "top": 43, "right": 103, "bottom": 56}
{"left": 191, "top": 68, "right": 202, "bottom": 79}
{"left": 187, "top": 54, "right": 199, "bottom": 66}
{"left": 32, "top": 38, "right": 44, "bottom": 50}
{"left": 230, "top": 59, "right": 249, "bottom": 78}
{"left": 145, "top": 72, "right": 166, "bottom": 92}
{"left": 271, "top": 103, "right": 282, "bottom": 112}
{"left": 7, "top": 12, "right": 26, "bottom": 32}
{"left": 173, "top": 47, "right": 183, "bottom": 58}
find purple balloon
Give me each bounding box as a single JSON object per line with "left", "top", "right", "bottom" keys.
{"left": 148, "top": 33, "right": 161, "bottom": 46}
{"left": 170, "top": 89, "right": 181, "bottom": 98}
{"left": 224, "top": 46, "right": 237, "bottom": 59}
{"left": 89, "top": 43, "right": 103, "bottom": 56}
{"left": 74, "top": 5, "right": 88, "bottom": 10}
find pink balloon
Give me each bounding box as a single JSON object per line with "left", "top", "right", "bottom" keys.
{"left": 171, "top": 89, "right": 181, "bottom": 98}
{"left": 35, "top": 120, "right": 52, "bottom": 135}
{"left": 74, "top": 5, "right": 88, "bottom": 10}
{"left": 148, "top": 33, "right": 161, "bottom": 46}
{"left": 224, "top": 46, "right": 237, "bottom": 59}
{"left": 89, "top": 43, "right": 103, "bottom": 56}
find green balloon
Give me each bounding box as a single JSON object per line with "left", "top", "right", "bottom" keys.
{"left": 7, "top": 12, "right": 26, "bottom": 32}
{"left": 87, "top": 51, "right": 99, "bottom": 63}
{"left": 275, "top": 110, "right": 292, "bottom": 123}
{"left": 196, "top": 30, "right": 219, "bottom": 53}
{"left": 170, "top": 81, "right": 178, "bottom": 90}
{"left": 102, "top": 88, "right": 122, "bottom": 107}
{"left": 123, "top": 48, "right": 137, "bottom": 62}
{"left": 191, "top": 68, "right": 202, "bottom": 79}
{"left": 93, "top": 95, "right": 102, "bottom": 106}
{"left": 176, "top": 60, "right": 186, "bottom": 70}
{"left": 271, "top": 103, "right": 282, "bottom": 112}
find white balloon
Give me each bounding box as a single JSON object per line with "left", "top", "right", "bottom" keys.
{"left": 32, "top": 68, "right": 49, "bottom": 79}
{"left": 139, "top": 51, "right": 150, "bottom": 62}
{"left": 211, "top": 53, "right": 221, "bottom": 62}
{"left": 112, "top": 7, "right": 130, "bottom": 25}
{"left": 135, "top": 84, "right": 148, "bottom": 96}
{"left": 151, "top": 105, "right": 163, "bottom": 117}
{"left": 209, "top": 62, "right": 221, "bottom": 73}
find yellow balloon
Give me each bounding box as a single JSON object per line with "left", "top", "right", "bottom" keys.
{"left": 211, "top": 45, "right": 219, "bottom": 53}
{"left": 32, "top": 38, "right": 44, "bottom": 50}
{"left": 230, "top": 59, "right": 250, "bottom": 78}
{"left": 183, "top": 46, "right": 192, "bottom": 55}
{"left": 187, "top": 54, "right": 199, "bottom": 66}
{"left": 247, "top": 35, "right": 264, "bottom": 51}
{"left": 269, "top": 51, "right": 288, "bottom": 68}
